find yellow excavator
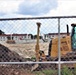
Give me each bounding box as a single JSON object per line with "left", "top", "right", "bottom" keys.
{"left": 35, "top": 22, "right": 74, "bottom": 61}
{"left": 31, "top": 22, "right": 76, "bottom": 71}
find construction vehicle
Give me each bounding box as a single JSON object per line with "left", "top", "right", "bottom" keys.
{"left": 50, "top": 23, "right": 76, "bottom": 59}
{"left": 31, "top": 22, "right": 76, "bottom": 71}
{"left": 35, "top": 22, "right": 70, "bottom": 60}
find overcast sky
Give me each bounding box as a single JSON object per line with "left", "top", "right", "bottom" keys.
{"left": 0, "top": 0, "right": 76, "bottom": 34}
{"left": 0, "top": 0, "right": 76, "bottom": 18}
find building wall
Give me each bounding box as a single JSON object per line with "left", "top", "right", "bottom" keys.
{"left": 0, "top": 36, "right": 7, "bottom": 41}
{"left": 0, "top": 34, "right": 32, "bottom": 43}
{"left": 43, "top": 33, "right": 68, "bottom": 40}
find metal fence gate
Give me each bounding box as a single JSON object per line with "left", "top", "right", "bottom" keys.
{"left": 0, "top": 16, "right": 76, "bottom": 75}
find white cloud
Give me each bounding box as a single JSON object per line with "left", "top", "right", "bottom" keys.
{"left": 0, "top": 13, "right": 32, "bottom": 18}
{"left": 0, "top": 0, "right": 76, "bottom": 17}
{"left": 0, "top": 0, "right": 23, "bottom": 15}
{"left": 44, "top": 0, "right": 76, "bottom": 16}
{"left": 18, "top": 0, "right": 57, "bottom": 15}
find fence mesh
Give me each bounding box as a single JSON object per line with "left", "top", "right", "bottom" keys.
{"left": 0, "top": 16, "right": 76, "bottom": 75}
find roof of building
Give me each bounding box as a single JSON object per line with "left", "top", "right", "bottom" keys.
{"left": 0, "top": 34, "right": 28, "bottom": 36}
{"left": 48, "top": 33, "right": 70, "bottom": 35}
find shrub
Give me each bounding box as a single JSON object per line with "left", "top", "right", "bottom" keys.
{"left": 42, "top": 69, "right": 57, "bottom": 75}
{"left": 61, "top": 66, "right": 73, "bottom": 75}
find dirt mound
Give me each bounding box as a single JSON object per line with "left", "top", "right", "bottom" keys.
{"left": 0, "top": 44, "right": 56, "bottom": 72}
{"left": 0, "top": 44, "right": 27, "bottom": 62}
{"left": 0, "top": 44, "right": 33, "bottom": 72}
{"left": 0, "top": 65, "right": 35, "bottom": 75}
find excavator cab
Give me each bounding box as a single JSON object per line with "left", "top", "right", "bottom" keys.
{"left": 71, "top": 24, "right": 76, "bottom": 51}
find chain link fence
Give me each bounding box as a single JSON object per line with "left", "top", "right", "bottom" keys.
{"left": 0, "top": 16, "right": 76, "bottom": 75}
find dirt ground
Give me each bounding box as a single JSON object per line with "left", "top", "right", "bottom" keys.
{"left": 0, "top": 65, "right": 35, "bottom": 75}
{"left": 0, "top": 64, "right": 57, "bottom": 75}
{"left": 2, "top": 42, "right": 49, "bottom": 58}
{"left": 0, "top": 42, "right": 74, "bottom": 75}
{"left": 0, "top": 42, "right": 50, "bottom": 75}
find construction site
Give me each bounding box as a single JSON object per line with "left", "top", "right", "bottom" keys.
{"left": 0, "top": 16, "right": 76, "bottom": 75}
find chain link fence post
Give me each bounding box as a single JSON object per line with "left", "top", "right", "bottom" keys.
{"left": 58, "top": 18, "right": 61, "bottom": 75}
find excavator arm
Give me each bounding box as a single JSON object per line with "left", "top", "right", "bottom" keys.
{"left": 35, "top": 22, "right": 41, "bottom": 61}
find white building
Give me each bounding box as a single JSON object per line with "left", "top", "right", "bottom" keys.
{"left": 43, "top": 33, "right": 69, "bottom": 40}
{"left": 0, "top": 34, "right": 32, "bottom": 43}
{"left": 0, "top": 33, "right": 69, "bottom": 43}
